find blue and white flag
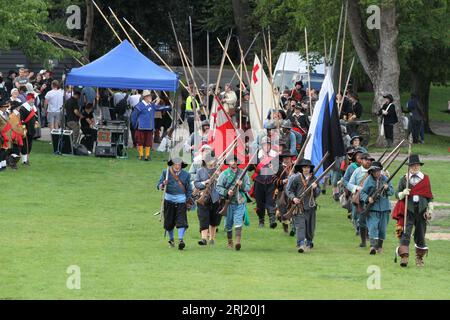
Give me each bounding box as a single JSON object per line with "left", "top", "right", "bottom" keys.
{"left": 304, "top": 68, "right": 345, "bottom": 176}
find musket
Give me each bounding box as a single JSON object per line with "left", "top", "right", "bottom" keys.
{"left": 361, "top": 157, "right": 408, "bottom": 216}
{"left": 383, "top": 150, "right": 400, "bottom": 176}
{"left": 284, "top": 160, "right": 336, "bottom": 220}
{"left": 218, "top": 152, "right": 258, "bottom": 217}
{"left": 288, "top": 134, "right": 311, "bottom": 176}
{"left": 381, "top": 139, "right": 405, "bottom": 167}
{"left": 311, "top": 151, "right": 329, "bottom": 177}
{"left": 376, "top": 149, "right": 388, "bottom": 162}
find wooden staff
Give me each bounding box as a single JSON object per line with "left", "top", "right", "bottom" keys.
{"left": 229, "top": 32, "right": 260, "bottom": 84}
{"left": 403, "top": 142, "right": 412, "bottom": 235}
{"left": 280, "top": 43, "right": 288, "bottom": 94}
{"left": 239, "top": 50, "right": 243, "bottom": 129}
{"left": 339, "top": 56, "right": 355, "bottom": 115}
{"left": 305, "top": 27, "right": 313, "bottom": 116}
{"left": 92, "top": 0, "right": 121, "bottom": 43}
{"left": 108, "top": 7, "right": 136, "bottom": 47}
{"left": 332, "top": 2, "right": 345, "bottom": 70}
{"left": 123, "top": 17, "right": 188, "bottom": 91}
{"left": 237, "top": 40, "right": 263, "bottom": 129}
{"left": 338, "top": 0, "right": 348, "bottom": 96}
{"left": 324, "top": 35, "right": 327, "bottom": 70}
{"left": 214, "top": 34, "right": 231, "bottom": 96}
{"left": 217, "top": 38, "right": 247, "bottom": 98}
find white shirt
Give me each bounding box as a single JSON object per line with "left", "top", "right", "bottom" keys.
{"left": 409, "top": 171, "right": 424, "bottom": 187}
{"left": 45, "top": 89, "right": 64, "bottom": 113}
{"left": 128, "top": 94, "right": 141, "bottom": 108}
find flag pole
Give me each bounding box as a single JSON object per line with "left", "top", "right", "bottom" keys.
{"left": 305, "top": 27, "right": 313, "bottom": 116}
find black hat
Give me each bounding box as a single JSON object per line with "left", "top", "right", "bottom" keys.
{"left": 7, "top": 100, "right": 20, "bottom": 111}
{"left": 368, "top": 161, "right": 383, "bottom": 173}
{"left": 0, "top": 101, "right": 9, "bottom": 108}
{"left": 167, "top": 158, "right": 188, "bottom": 168}
{"left": 279, "top": 151, "right": 294, "bottom": 159}
{"left": 8, "top": 70, "right": 17, "bottom": 77}
{"left": 360, "top": 153, "right": 375, "bottom": 161}
{"left": 294, "top": 159, "right": 315, "bottom": 172}
{"left": 350, "top": 134, "right": 363, "bottom": 144}
{"left": 348, "top": 91, "right": 359, "bottom": 100}
{"left": 408, "top": 154, "right": 424, "bottom": 166}
{"left": 295, "top": 80, "right": 304, "bottom": 87}
{"left": 383, "top": 94, "right": 394, "bottom": 103}
{"left": 294, "top": 102, "right": 302, "bottom": 109}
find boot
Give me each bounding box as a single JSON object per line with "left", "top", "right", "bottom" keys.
{"left": 235, "top": 228, "right": 242, "bottom": 251}
{"left": 227, "top": 231, "right": 233, "bottom": 249}
{"left": 377, "top": 240, "right": 384, "bottom": 254}
{"left": 369, "top": 239, "right": 377, "bottom": 255}
{"left": 386, "top": 139, "right": 393, "bottom": 148}
{"left": 269, "top": 213, "right": 277, "bottom": 229}
{"left": 282, "top": 223, "right": 289, "bottom": 234}
{"left": 359, "top": 227, "right": 367, "bottom": 248}
{"left": 297, "top": 241, "right": 306, "bottom": 253}
{"left": 415, "top": 246, "right": 428, "bottom": 267}
{"left": 395, "top": 245, "right": 409, "bottom": 267}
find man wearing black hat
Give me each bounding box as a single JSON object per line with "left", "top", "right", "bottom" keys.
{"left": 0, "top": 102, "right": 12, "bottom": 172}
{"left": 377, "top": 94, "right": 398, "bottom": 147}
{"left": 290, "top": 102, "right": 309, "bottom": 141}
{"left": 157, "top": 158, "right": 192, "bottom": 250}
{"left": 290, "top": 81, "right": 306, "bottom": 102}
{"left": 274, "top": 151, "right": 295, "bottom": 233}
{"left": 19, "top": 93, "right": 39, "bottom": 165}
{"left": 349, "top": 133, "right": 367, "bottom": 153}
{"left": 392, "top": 155, "right": 434, "bottom": 267}
{"left": 285, "top": 159, "right": 321, "bottom": 252}
{"left": 360, "top": 161, "right": 394, "bottom": 254}
{"left": 347, "top": 153, "right": 375, "bottom": 247}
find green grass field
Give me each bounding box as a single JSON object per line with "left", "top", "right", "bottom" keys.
{"left": 0, "top": 141, "right": 449, "bottom": 299}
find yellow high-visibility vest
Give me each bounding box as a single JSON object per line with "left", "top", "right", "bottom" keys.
{"left": 186, "top": 96, "right": 199, "bottom": 111}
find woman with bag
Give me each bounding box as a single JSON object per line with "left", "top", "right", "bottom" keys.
{"left": 377, "top": 94, "right": 398, "bottom": 147}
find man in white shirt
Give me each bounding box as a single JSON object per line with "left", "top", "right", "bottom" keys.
{"left": 44, "top": 80, "right": 64, "bottom": 130}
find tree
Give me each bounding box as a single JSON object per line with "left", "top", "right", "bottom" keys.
{"left": 84, "top": 0, "right": 94, "bottom": 58}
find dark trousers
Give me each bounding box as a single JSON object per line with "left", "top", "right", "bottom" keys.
{"left": 197, "top": 201, "right": 221, "bottom": 231}
{"left": 81, "top": 128, "right": 97, "bottom": 152}
{"left": 411, "top": 120, "right": 422, "bottom": 143}
{"left": 21, "top": 134, "right": 33, "bottom": 154}
{"left": 400, "top": 206, "right": 427, "bottom": 248}
{"left": 384, "top": 123, "right": 394, "bottom": 140}
{"left": 254, "top": 181, "right": 276, "bottom": 222}
{"left": 163, "top": 200, "right": 188, "bottom": 231}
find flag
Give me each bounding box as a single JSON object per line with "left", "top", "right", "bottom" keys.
{"left": 304, "top": 68, "right": 345, "bottom": 176}
{"left": 249, "top": 54, "right": 275, "bottom": 131}
{"left": 208, "top": 96, "right": 246, "bottom": 168}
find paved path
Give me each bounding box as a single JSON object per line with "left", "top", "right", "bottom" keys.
{"left": 430, "top": 121, "right": 450, "bottom": 138}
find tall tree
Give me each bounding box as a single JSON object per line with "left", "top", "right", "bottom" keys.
{"left": 84, "top": 0, "right": 94, "bottom": 59}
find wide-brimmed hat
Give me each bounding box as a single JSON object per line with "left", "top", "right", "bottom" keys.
{"left": 279, "top": 151, "right": 295, "bottom": 159}
{"left": 142, "top": 90, "right": 152, "bottom": 97}
{"left": 408, "top": 154, "right": 424, "bottom": 166}
{"left": 350, "top": 134, "right": 363, "bottom": 144}
{"left": 368, "top": 161, "right": 383, "bottom": 173}
{"left": 167, "top": 158, "right": 188, "bottom": 168}
{"left": 295, "top": 80, "right": 304, "bottom": 87}
{"left": 0, "top": 101, "right": 9, "bottom": 108}
{"left": 360, "top": 153, "right": 375, "bottom": 161}
{"left": 346, "top": 147, "right": 355, "bottom": 155}
{"left": 383, "top": 94, "right": 394, "bottom": 103}
{"left": 294, "top": 159, "right": 315, "bottom": 172}
{"left": 8, "top": 101, "right": 21, "bottom": 111}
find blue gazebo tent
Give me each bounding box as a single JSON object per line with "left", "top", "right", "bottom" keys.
{"left": 66, "top": 40, "right": 178, "bottom": 91}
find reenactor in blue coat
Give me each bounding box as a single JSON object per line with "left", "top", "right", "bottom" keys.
{"left": 157, "top": 158, "right": 192, "bottom": 250}
{"left": 360, "top": 161, "right": 394, "bottom": 255}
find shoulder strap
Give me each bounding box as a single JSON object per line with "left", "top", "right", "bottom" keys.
{"left": 169, "top": 168, "right": 186, "bottom": 193}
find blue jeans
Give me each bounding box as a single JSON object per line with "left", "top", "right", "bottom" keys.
{"left": 366, "top": 210, "right": 390, "bottom": 240}
{"left": 225, "top": 203, "right": 246, "bottom": 231}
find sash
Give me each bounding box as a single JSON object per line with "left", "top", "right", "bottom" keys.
{"left": 1, "top": 122, "right": 11, "bottom": 147}
{"left": 23, "top": 109, "right": 36, "bottom": 124}
{"left": 391, "top": 175, "right": 433, "bottom": 229}
{"left": 251, "top": 155, "right": 274, "bottom": 181}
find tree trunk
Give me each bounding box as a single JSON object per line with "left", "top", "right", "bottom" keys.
{"left": 231, "top": 0, "right": 251, "bottom": 56}
{"left": 347, "top": 0, "right": 403, "bottom": 147}
{"left": 84, "top": 0, "right": 94, "bottom": 61}
{"left": 410, "top": 71, "right": 433, "bottom": 134}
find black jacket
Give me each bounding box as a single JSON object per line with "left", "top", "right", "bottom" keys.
{"left": 378, "top": 102, "right": 398, "bottom": 125}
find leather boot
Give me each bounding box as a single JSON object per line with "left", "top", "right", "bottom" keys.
{"left": 415, "top": 246, "right": 428, "bottom": 267}
{"left": 359, "top": 227, "right": 367, "bottom": 247}
{"left": 269, "top": 212, "right": 277, "bottom": 229}
{"left": 395, "top": 245, "right": 409, "bottom": 267}
{"left": 235, "top": 228, "right": 242, "bottom": 251}
{"left": 227, "top": 231, "right": 233, "bottom": 249}
{"left": 377, "top": 240, "right": 384, "bottom": 254}
{"left": 369, "top": 239, "right": 377, "bottom": 255}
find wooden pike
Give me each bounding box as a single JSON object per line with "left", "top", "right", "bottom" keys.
{"left": 215, "top": 33, "right": 231, "bottom": 96}
{"left": 305, "top": 27, "right": 313, "bottom": 115}
{"left": 108, "top": 7, "right": 136, "bottom": 47}
{"left": 339, "top": 56, "right": 355, "bottom": 114}
{"left": 338, "top": 0, "right": 349, "bottom": 96}
{"left": 403, "top": 142, "right": 412, "bottom": 235}
{"left": 92, "top": 0, "right": 121, "bottom": 43}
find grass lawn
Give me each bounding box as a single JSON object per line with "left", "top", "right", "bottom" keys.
{"left": 0, "top": 141, "right": 449, "bottom": 299}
